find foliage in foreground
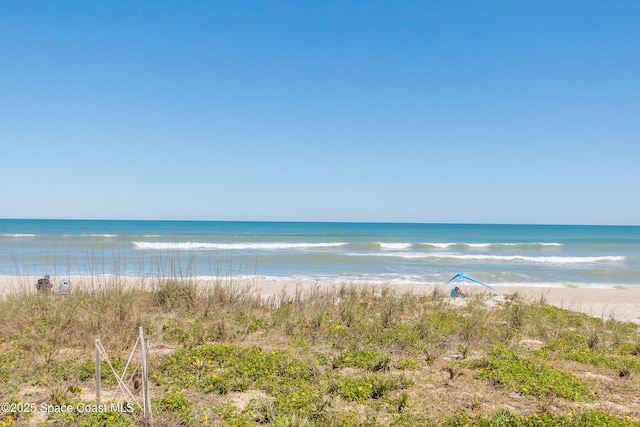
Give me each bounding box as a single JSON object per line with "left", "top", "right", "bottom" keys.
{"left": 0, "top": 278, "right": 639, "bottom": 426}
{"left": 470, "top": 344, "right": 594, "bottom": 401}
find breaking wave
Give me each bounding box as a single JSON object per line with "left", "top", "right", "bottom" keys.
{"left": 420, "top": 242, "right": 562, "bottom": 249}
{"left": 347, "top": 252, "right": 625, "bottom": 264}
{"left": 133, "top": 241, "right": 348, "bottom": 251}
{"left": 377, "top": 242, "right": 413, "bottom": 250}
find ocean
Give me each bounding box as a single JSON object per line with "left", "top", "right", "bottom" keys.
{"left": 1, "top": 219, "right": 639, "bottom": 289}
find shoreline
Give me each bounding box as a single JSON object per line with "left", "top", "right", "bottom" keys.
{"left": 1, "top": 275, "right": 639, "bottom": 325}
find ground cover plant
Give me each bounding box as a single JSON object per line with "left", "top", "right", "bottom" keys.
{"left": 0, "top": 277, "right": 639, "bottom": 426}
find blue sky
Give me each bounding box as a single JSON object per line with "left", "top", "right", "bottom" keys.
{"left": 1, "top": 1, "right": 638, "bottom": 224}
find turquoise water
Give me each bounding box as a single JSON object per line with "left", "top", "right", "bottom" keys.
{"left": 1, "top": 219, "right": 639, "bottom": 288}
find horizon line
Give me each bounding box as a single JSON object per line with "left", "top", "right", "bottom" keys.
{"left": 1, "top": 217, "right": 638, "bottom": 227}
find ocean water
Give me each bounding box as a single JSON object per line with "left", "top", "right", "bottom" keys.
{"left": 1, "top": 219, "right": 639, "bottom": 289}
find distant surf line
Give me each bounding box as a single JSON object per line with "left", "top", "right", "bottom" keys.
{"left": 347, "top": 252, "right": 625, "bottom": 264}
{"left": 419, "top": 242, "right": 563, "bottom": 249}
{"left": 376, "top": 242, "right": 563, "bottom": 249}
{"left": 133, "top": 242, "right": 348, "bottom": 250}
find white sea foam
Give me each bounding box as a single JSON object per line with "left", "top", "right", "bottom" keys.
{"left": 502, "top": 242, "right": 562, "bottom": 247}
{"left": 378, "top": 242, "right": 412, "bottom": 250}
{"left": 205, "top": 274, "right": 629, "bottom": 289}
{"left": 421, "top": 242, "right": 563, "bottom": 249}
{"left": 133, "top": 241, "right": 348, "bottom": 251}
{"left": 2, "top": 233, "right": 36, "bottom": 237}
{"left": 469, "top": 254, "right": 624, "bottom": 264}
{"left": 347, "top": 252, "right": 625, "bottom": 264}
{"left": 422, "top": 243, "right": 455, "bottom": 249}
{"left": 235, "top": 273, "right": 433, "bottom": 286}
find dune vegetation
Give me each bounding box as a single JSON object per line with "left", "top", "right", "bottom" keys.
{"left": 1, "top": 276, "right": 639, "bottom": 426}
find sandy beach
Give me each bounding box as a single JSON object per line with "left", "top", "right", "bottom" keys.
{"left": 2, "top": 275, "right": 639, "bottom": 325}
{"left": 494, "top": 285, "right": 640, "bottom": 325}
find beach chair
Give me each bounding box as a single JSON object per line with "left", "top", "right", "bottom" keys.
{"left": 55, "top": 279, "right": 72, "bottom": 294}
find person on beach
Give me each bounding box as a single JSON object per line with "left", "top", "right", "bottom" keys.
{"left": 450, "top": 286, "right": 465, "bottom": 298}
{"left": 35, "top": 275, "right": 52, "bottom": 291}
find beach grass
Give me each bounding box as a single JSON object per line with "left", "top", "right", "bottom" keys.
{"left": 0, "top": 276, "right": 639, "bottom": 426}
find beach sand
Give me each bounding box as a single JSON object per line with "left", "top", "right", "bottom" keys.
{"left": 2, "top": 275, "right": 639, "bottom": 325}
{"left": 495, "top": 285, "right": 640, "bottom": 325}
{"left": 270, "top": 282, "right": 640, "bottom": 324}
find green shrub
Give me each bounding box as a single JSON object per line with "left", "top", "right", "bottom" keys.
{"left": 69, "top": 410, "right": 134, "bottom": 427}
{"left": 336, "top": 374, "right": 412, "bottom": 402}
{"left": 154, "top": 391, "right": 196, "bottom": 424}
{"left": 334, "top": 349, "right": 391, "bottom": 372}
{"left": 77, "top": 359, "right": 127, "bottom": 385}
{"left": 471, "top": 345, "right": 593, "bottom": 401}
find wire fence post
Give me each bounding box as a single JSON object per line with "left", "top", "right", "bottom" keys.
{"left": 95, "top": 335, "right": 101, "bottom": 405}
{"left": 93, "top": 329, "right": 151, "bottom": 420}
{"left": 139, "top": 326, "right": 152, "bottom": 420}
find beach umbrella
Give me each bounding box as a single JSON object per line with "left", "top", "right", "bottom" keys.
{"left": 447, "top": 272, "right": 498, "bottom": 293}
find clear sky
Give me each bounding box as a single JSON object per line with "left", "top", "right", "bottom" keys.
{"left": 1, "top": 1, "right": 638, "bottom": 225}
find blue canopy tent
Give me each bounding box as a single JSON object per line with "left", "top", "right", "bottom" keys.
{"left": 447, "top": 272, "right": 499, "bottom": 294}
